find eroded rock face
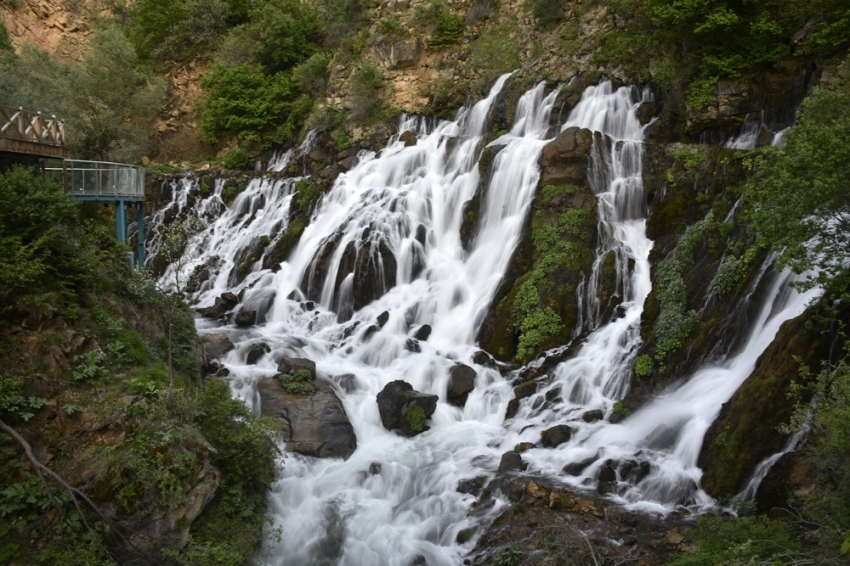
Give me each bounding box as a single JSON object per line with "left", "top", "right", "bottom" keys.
{"left": 376, "top": 380, "right": 438, "bottom": 436}
{"left": 258, "top": 378, "right": 357, "bottom": 459}
{"left": 375, "top": 38, "right": 422, "bottom": 69}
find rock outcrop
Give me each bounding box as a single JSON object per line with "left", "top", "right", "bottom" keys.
{"left": 447, "top": 363, "right": 476, "bottom": 407}
{"left": 376, "top": 380, "right": 438, "bottom": 436}
{"left": 258, "top": 377, "right": 357, "bottom": 460}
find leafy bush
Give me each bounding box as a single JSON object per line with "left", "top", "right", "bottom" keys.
{"left": 0, "top": 168, "right": 107, "bottom": 314}
{"left": 223, "top": 148, "right": 250, "bottom": 170}
{"left": 748, "top": 71, "right": 850, "bottom": 293}
{"left": 200, "top": 63, "right": 312, "bottom": 146}
{"left": 349, "top": 63, "right": 384, "bottom": 122}
{"left": 253, "top": 0, "right": 321, "bottom": 73}
{"left": 528, "top": 0, "right": 565, "bottom": 29}
{"left": 429, "top": 12, "right": 464, "bottom": 47}
{"left": 151, "top": 0, "right": 231, "bottom": 61}
{"left": 296, "top": 51, "right": 330, "bottom": 95}
{"left": 634, "top": 354, "right": 653, "bottom": 377}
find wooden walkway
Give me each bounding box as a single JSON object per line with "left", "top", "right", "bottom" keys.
{"left": 0, "top": 105, "right": 70, "bottom": 159}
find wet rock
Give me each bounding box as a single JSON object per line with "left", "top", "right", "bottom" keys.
{"left": 376, "top": 380, "right": 438, "bottom": 436}
{"left": 276, "top": 357, "right": 317, "bottom": 379}
{"left": 598, "top": 460, "right": 618, "bottom": 482}
{"left": 258, "top": 378, "right": 357, "bottom": 459}
{"left": 203, "top": 333, "right": 234, "bottom": 360}
{"left": 457, "top": 476, "right": 487, "bottom": 496}
{"left": 377, "top": 311, "right": 390, "bottom": 327}
{"left": 234, "top": 309, "right": 257, "bottom": 327}
{"left": 472, "top": 350, "right": 495, "bottom": 367}
{"left": 541, "top": 127, "right": 594, "bottom": 167}
{"left": 412, "top": 324, "right": 432, "bottom": 341}
{"left": 582, "top": 409, "right": 604, "bottom": 422}
{"left": 408, "top": 555, "right": 427, "bottom": 566}
{"left": 498, "top": 451, "right": 525, "bottom": 472}
{"left": 405, "top": 338, "right": 421, "bottom": 353}
{"left": 597, "top": 481, "right": 618, "bottom": 496}
{"left": 540, "top": 424, "right": 573, "bottom": 448}
{"left": 456, "top": 527, "right": 477, "bottom": 544}
{"left": 369, "top": 462, "right": 382, "bottom": 475}
{"left": 333, "top": 373, "right": 358, "bottom": 393}
{"left": 447, "top": 364, "right": 476, "bottom": 407}
{"left": 505, "top": 381, "right": 537, "bottom": 419}
{"left": 563, "top": 453, "right": 597, "bottom": 476}
{"left": 245, "top": 342, "right": 270, "bottom": 365}
{"left": 218, "top": 292, "right": 238, "bottom": 308}
{"left": 399, "top": 130, "right": 418, "bottom": 146}
{"left": 338, "top": 155, "right": 359, "bottom": 172}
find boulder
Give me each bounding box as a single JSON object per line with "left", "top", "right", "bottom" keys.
{"left": 540, "top": 424, "right": 573, "bottom": 448}
{"left": 399, "top": 130, "right": 418, "bottom": 146}
{"left": 498, "top": 451, "right": 525, "bottom": 472}
{"left": 582, "top": 409, "right": 604, "bottom": 422}
{"left": 234, "top": 309, "right": 257, "bottom": 327}
{"left": 412, "top": 324, "right": 432, "bottom": 341}
{"left": 258, "top": 378, "right": 357, "bottom": 459}
{"left": 376, "top": 380, "right": 438, "bottom": 436}
{"left": 541, "top": 127, "right": 594, "bottom": 167}
{"left": 276, "top": 357, "right": 317, "bottom": 379}
{"left": 245, "top": 342, "right": 270, "bottom": 365}
{"left": 447, "top": 364, "right": 476, "bottom": 407}
{"left": 505, "top": 381, "right": 538, "bottom": 419}
{"left": 377, "top": 311, "right": 390, "bottom": 327}
{"left": 203, "top": 333, "right": 234, "bottom": 360}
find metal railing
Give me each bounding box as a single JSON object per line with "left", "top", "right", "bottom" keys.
{"left": 0, "top": 105, "right": 66, "bottom": 147}
{"left": 43, "top": 159, "right": 145, "bottom": 199}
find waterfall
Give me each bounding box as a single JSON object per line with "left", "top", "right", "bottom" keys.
{"left": 148, "top": 76, "right": 823, "bottom": 564}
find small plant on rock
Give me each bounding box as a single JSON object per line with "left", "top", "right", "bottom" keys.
{"left": 278, "top": 368, "right": 314, "bottom": 395}
{"left": 492, "top": 542, "right": 524, "bottom": 566}
{"left": 403, "top": 404, "right": 426, "bottom": 433}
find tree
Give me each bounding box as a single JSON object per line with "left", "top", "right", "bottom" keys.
{"left": 747, "top": 67, "right": 850, "bottom": 292}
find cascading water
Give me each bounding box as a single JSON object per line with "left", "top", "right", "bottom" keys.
{"left": 149, "top": 75, "right": 823, "bottom": 564}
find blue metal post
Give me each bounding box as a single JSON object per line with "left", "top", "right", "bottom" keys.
{"left": 115, "top": 200, "right": 126, "bottom": 244}
{"left": 136, "top": 202, "right": 145, "bottom": 269}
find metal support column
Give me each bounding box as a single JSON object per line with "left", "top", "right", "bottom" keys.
{"left": 136, "top": 202, "right": 146, "bottom": 269}
{"left": 115, "top": 199, "right": 126, "bottom": 243}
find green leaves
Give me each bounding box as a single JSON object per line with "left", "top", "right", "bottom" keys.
{"left": 200, "top": 63, "right": 312, "bottom": 146}
{"left": 747, "top": 72, "right": 850, "bottom": 292}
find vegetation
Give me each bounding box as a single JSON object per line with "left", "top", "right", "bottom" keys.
{"left": 670, "top": 515, "right": 803, "bottom": 566}
{"left": 403, "top": 404, "right": 426, "bottom": 433}
{"left": 747, "top": 69, "right": 850, "bottom": 293}
{"left": 278, "top": 368, "right": 315, "bottom": 395}
{"left": 0, "top": 168, "right": 276, "bottom": 564}
{"left": 0, "top": 29, "right": 165, "bottom": 162}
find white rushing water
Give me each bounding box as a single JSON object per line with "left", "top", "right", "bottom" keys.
{"left": 150, "top": 77, "right": 820, "bottom": 564}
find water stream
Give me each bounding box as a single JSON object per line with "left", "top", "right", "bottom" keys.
{"left": 151, "top": 77, "right": 820, "bottom": 564}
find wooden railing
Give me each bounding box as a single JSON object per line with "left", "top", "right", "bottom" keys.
{"left": 0, "top": 105, "right": 66, "bottom": 147}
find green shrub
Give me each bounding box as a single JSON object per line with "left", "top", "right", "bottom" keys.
{"left": 429, "top": 12, "right": 464, "bottom": 47}
{"left": 223, "top": 148, "right": 250, "bottom": 170}
{"left": 296, "top": 51, "right": 330, "bottom": 95}
{"left": 528, "top": 0, "right": 565, "bottom": 29}
{"left": 349, "top": 63, "right": 384, "bottom": 122}
{"left": 253, "top": 0, "right": 321, "bottom": 73}
{"left": 635, "top": 354, "right": 653, "bottom": 377}
{"left": 200, "top": 63, "right": 312, "bottom": 146}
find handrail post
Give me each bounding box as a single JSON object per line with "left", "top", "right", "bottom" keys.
{"left": 17, "top": 107, "right": 25, "bottom": 139}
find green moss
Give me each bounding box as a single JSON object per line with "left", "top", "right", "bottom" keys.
{"left": 635, "top": 354, "right": 653, "bottom": 377}
{"left": 278, "top": 368, "right": 314, "bottom": 395}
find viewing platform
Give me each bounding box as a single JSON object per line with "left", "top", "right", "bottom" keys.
{"left": 43, "top": 159, "right": 147, "bottom": 267}
{"left": 3, "top": 104, "right": 147, "bottom": 267}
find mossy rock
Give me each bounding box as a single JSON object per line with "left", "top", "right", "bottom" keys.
{"left": 698, "top": 304, "right": 830, "bottom": 499}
